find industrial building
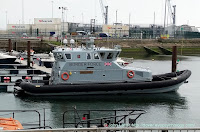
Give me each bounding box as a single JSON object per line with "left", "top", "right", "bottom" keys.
{"left": 5, "top": 18, "right": 200, "bottom": 39}
{"left": 7, "top": 18, "right": 63, "bottom": 37}
{"left": 102, "top": 24, "right": 129, "bottom": 37}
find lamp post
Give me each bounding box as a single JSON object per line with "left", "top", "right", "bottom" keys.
{"left": 59, "top": 7, "right": 67, "bottom": 45}
{"left": 5, "top": 11, "right": 7, "bottom": 28}
{"left": 22, "top": 0, "right": 24, "bottom": 24}
{"left": 5, "top": 11, "right": 8, "bottom": 37}
{"left": 51, "top": 1, "right": 54, "bottom": 18}
{"left": 115, "top": 10, "right": 118, "bottom": 38}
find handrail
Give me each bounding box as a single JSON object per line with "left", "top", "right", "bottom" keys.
{"left": 6, "top": 127, "right": 200, "bottom": 132}
{"left": 0, "top": 110, "right": 41, "bottom": 128}
{"left": 63, "top": 109, "right": 146, "bottom": 128}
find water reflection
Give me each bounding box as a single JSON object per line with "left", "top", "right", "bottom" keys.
{"left": 15, "top": 92, "right": 188, "bottom": 128}
{"left": 17, "top": 92, "right": 187, "bottom": 109}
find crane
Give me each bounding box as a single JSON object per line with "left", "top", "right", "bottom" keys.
{"left": 163, "top": 0, "right": 176, "bottom": 37}
{"left": 99, "top": 0, "right": 108, "bottom": 25}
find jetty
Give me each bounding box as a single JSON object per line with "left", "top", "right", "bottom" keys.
{"left": 0, "top": 58, "right": 50, "bottom": 92}
{"left": 15, "top": 59, "right": 51, "bottom": 74}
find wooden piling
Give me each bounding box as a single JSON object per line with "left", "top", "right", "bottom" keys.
{"left": 172, "top": 46, "right": 177, "bottom": 72}
{"left": 27, "top": 41, "right": 31, "bottom": 67}
{"left": 8, "top": 39, "right": 12, "bottom": 53}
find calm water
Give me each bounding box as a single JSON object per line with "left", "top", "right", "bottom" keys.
{"left": 0, "top": 55, "right": 200, "bottom": 128}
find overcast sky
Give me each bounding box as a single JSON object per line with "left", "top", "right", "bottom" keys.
{"left": 0, "top": 0, "right": 200, "bottom": 30}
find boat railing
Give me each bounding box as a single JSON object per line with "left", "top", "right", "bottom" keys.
{"left": 7, "top": 127, "right": 200, "bottom": 132}
{"left": 0, "top": 110, "right": 41, "bottom": 129}
{"left": 62, "top": 109, "right": 146, "bottom": 128}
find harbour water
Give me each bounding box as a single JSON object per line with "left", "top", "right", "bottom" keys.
{"left": 0, "top": 55, "right": 199, "bottom": 128}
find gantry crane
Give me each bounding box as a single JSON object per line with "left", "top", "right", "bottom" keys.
{"left": 99, "top": 0, "right": 108, "bottom": 25}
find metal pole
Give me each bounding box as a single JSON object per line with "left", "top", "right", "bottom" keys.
{"left": 115, "top": 10, "right": 117, "bottom": 38}
{"left": 27, "top": 41, "right": 31, "bottom": 67}
{"left": 173, "top": 5, "right": 176, "bottom": 38}
{"left": 105, "top": 6, "right": 108, "bottom": 25}
{"left": 153, "top": 12, "right": 156, "bottom": 39}
{"left": 82, "top": 13, "right": 83, "bottom": 24}
{"left": 154, "top": 12, "right": 155, "bottom": 25}
{"left": 22, "top": 0, "right": 24, "bottom": 24}
{"left": 172, "top": 46, "right": 177, "bottom": 72}
{"left": 129, "top": 13, "right": 131, "bottom": 37}
{"left": 163, "top": 0, "right": 167, "bottom": 34}
{"left": 51, "top": 1, "right": 54, "bottom": 18}
{"left": 6, "top": 11, "right": 7, "bottom": 30}
{"left": 62, "top": 8, "right": 64, "bottom": 42}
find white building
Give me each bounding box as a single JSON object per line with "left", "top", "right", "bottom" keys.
{"left": 102, "top": 24, "right": 129, "bottom": 37}
{"left": 6, "top": 18, "right": 69, "bottom": 37}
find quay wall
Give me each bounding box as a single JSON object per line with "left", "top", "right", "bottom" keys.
{"left": 1, "top": 39, "right": 200, "bottom": 54}
{"left": 94, "top": 39, "right": 200, "bottom": 48}
{"left": 0, "top": 39, "right": 52, "bottom": 52}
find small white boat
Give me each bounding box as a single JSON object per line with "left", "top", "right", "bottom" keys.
{"left": 0, "top": 53, "right": 17, "bottom": 64}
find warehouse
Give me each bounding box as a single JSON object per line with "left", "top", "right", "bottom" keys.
{"left": 7, "top": 24, "right": 31, "bottom": 36}
{"left": 32, "top": 18, "right": 62, "bottom": 37}
{"left": 6, "top": 18, "right": 65, "bottom": 37}
{"left": 102, "top": 24, "right": 129, "bottom": 37}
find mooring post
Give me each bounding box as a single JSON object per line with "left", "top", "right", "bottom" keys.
{"left": 27, "top": 41, "right": 31, "bottom": 67}
{"left": 8, "top": 39, "right": 12, "bottom": 54}
{"left": 14, "top": 42, "right": 17, "bottom": 51}
{"left": 172, "top": 46, "right": 177, "bottom": 72}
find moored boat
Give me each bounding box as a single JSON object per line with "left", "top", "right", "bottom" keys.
{"left": 15, "top": 38, "right": 191, "bottom": 96}
{"left": 0, "top": 53, "right": 17, "bottom": 64}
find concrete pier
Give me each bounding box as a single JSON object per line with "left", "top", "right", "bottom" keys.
{"left": 15, "top": 59, "right": 51, "bottom": 74}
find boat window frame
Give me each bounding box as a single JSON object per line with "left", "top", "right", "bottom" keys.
{"left": 65, "top": 53, "right": 72, "bottom": 60}
{"left": 86, "top": 53, "right": 92, "bottom": 60}
{"left": 53, "top": 53, "right": 57, "bottom": 59}
{"left": 94, "top": 53, "right": 100, "bottom": 60}
{"left": 55, "top": 53, "right": 64, "bottom": 60}
{"left": 107, "top": 52, "right": 114, "bottom": 60}
{"left": 115, "top": 51, "right": 120, "bottom": 58}
{"left": 100, "top": 52, "right": 106, "bottom": 59}
{"left": 59, "top": 53, "right": 63, "bottom": 59}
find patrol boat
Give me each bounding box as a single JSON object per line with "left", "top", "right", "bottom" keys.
{"left": 16, "top": 39, "right": 191, "bottom": 96}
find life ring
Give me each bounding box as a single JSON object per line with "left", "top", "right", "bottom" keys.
{"left": 127, "top": 70, "right": 134, "bottom": 78}
{"left": 61, "top": 72, "right": 69, "bottom": 81}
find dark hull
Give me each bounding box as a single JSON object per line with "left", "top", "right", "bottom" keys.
{"left": 19, "top": 70, "right": 191, "bottom": 96}
{"left": 0, "top": 58, "right": 16, "bottom": 64}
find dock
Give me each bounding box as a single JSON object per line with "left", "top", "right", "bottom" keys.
{"left": 0, "top": 59, "right": 51, "bottom": 92}
{"left": 15, "top": 59, "right": 51, "bottom": 74}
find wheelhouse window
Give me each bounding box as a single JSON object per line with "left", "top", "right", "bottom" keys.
{"left": 59, "top": 53, "right": 63, "bottom": 59}
{"left": 94, "top": 53, "right": 99, "bottom": 59}
{"left": 65, "top": 54, "right": 71, "bottom": 60}
{"left": 56, "top": 53, "right": 63, "bottom": 59}
{"left": 53, "top": 53, "right": 56, "bottom": 58}
{"left": 107, "top": 53, "right": 113, "bottom": 59}
{"left": 115, "top": 52, "right": 120, "bottom": 58}
{"left": 100, "top": 52, "right": 105, "bottom": 59}
{"left": 87, "top": 53, "right": 91, "bottom": 59}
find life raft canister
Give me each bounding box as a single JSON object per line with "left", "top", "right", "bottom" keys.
{"left": 61, "top": 72, "right": 69, "bottom": 80}
{"left": 127, "top": 70, "right": 134, "bottom": 78}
